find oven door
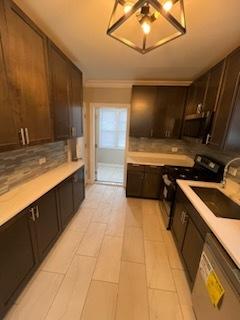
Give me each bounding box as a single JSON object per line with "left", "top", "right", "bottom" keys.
{"left": 161, "top": 175, "right": 176, "bottom": 229}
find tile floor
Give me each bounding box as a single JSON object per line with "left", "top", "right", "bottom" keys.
{"left": 96, "top": 163, "right": 124, "bottom": 184}
{"left": 4, "top": 184, "right": 196, "bottom": 320}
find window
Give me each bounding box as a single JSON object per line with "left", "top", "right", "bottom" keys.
{"left": 99, "top": 108, "right": 127, "bottom": 149}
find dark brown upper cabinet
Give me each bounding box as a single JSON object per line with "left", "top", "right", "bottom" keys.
{"left": 185, "top": 73, "right": 209, "bottom": 115}
{"left": 1, "top": 0, "right": 52, "bottom": 147}
{"left": 130, "top": 86, "right": 187, "bottom": 139}
{"left": 48, "top": 42, "right": 71, "bottom": 141}
{"left": 69, "top": 65, "right": 83, "bottom": 137}
{"left": 204, "top": 60, "right": 225, "bottom": 112}
{"left": 210, "top": 48, "right": 240, "bottom": 152}
{"left": 130, "top": 86, "right": 157, "bottom": 138}
{"left": 0, "top": 32, "right": 20, "bottom": 151}
{"left": 153, "top": 86, "right": 187, "bottom": 138}
{"left": 48, "top": 42, "right": 83, "bottom": 140}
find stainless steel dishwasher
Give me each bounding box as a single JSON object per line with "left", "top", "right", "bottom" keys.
{"left": 192, "top": 234, "right": 240, "bottom": 320}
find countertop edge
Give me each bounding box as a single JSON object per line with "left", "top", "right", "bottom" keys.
{"left": 0, "top": 160, "right": 84, "bottom": 227}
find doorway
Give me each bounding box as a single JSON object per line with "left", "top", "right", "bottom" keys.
{"left": 94, "top": 106, "right": 128, "bottom": 185}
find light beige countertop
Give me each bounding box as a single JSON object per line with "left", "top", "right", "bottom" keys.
{"left": 127, "top": 151, "right": 194, "bottom": 167}
{"left": 177, "top": 179, "right": 240, "bottom": 268}
{"left": 0, "top": 160, "right": 84, "bottom": 227}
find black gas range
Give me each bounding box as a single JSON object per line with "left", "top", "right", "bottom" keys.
{"left": 161, "top": 154, "right": 224, "bottom": 229}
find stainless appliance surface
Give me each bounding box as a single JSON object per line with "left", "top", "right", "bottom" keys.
{"left": 192, "top": 234, "right": 240, "bottom": 320}
{"left": 161, "top": 154, "right": 224, "bottom": 229}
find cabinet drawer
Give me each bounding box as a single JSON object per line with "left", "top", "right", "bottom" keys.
{"left": 127, "top": 163, "right": 145, "bottom": 172}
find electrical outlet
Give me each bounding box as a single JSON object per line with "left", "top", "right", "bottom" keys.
{"left": 171, "top": 147, "right": 178, "bottom": 153}
{"left": 229, "top": 166, "right": 238, "bottom": 177}
{"left": 39, "top": 157, "right": 46, "bottom": 165}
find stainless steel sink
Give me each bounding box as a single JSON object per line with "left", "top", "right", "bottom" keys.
{"left": 191, "top": 187, "right": 240, "bottom": 220}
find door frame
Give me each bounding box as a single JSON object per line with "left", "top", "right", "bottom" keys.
{"left": 89, "top": 102, "right": 130, "bottom": 186}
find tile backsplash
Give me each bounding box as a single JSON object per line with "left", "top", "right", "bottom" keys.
{"left": 0, "top": 141, "right": 68, "bottom": 196}
{"left": 129, "top": 137, "right": 240, "bottom": 182}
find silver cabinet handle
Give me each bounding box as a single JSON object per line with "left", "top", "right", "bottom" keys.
{"left": 25, "top": 128, "right": 30, "bottom": 145}
{"left": 35, "top": 205, "right": 40, "bottom": 219}
{"left": 71, "top": 127, "right": 76, "bottom": 137}
{"left": 206, "top": 133, "right": 211, "bottom": 145}
{"left": 29, "top": 207, "right": 36, "bottom": 222}
{"left": 150, "top": 129, "right": 153, "bottom": 137}
{"left": 19, "top": 128, "right": 26, "bottom": 146}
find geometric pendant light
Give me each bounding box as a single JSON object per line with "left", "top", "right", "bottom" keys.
{"left": 107, "top": 0, "right": 186, "bottom": 54}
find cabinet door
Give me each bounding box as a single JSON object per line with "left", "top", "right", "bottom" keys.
{"left": 70, "top": 66, "right": 83, "bottom": 137}
{"left": 58, "top": 177, "right": 74, "bottom": 227}
{"left": 182, "top": 218, "right": 204, "bottom": 284}
{"left": 171, "top": 190, "right": 189, "bottom": 250}
{"left": 73, "top": 168, "right": 85, "bottom": 212}
{"left": 0, "top": 33, "right": 19, "bottom": 150}
{"left": 141, "top": 167, "right": 162, "bottom": 199}
{"left": 48, "top": 42, "right": 71, "bottom": 140}
{"left": 130, "top": 86, "right": 157, "bottom": 137}
{"left": 204, "top": 61, "right": 225, "bottom": 112}
{"left": 185, "top": 74, "right": 209, "bottom": 115}
{"left": 210, "top": 48, "right": 240, "bottom": 148}
{"left": 154, "top": 86, "right": 187, "bottom": 138}
{"left": 0, "top": 211, "right": 37, "bottom": 314}
{"left": 34, "top": 189, "right": 60, "bottom": 261}
{"left": 3, "top": 0, "right": 52, "bottom": 145}
{"left": 126, "top": 166, "right": 144, "bottom": 197}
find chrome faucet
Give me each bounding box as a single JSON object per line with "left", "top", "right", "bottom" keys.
{"left": 222, "top": 157, "right": 240, "bottom": 188}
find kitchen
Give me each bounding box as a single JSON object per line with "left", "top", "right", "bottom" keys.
{"left": 0, "top": 0, "right": 240, "bottom": 320}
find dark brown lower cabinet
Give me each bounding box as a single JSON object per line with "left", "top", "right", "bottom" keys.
{"left": 33, "top": 189, "right": 60, "bottom": 261}
{"left": 73, "top": 167, "right": 85, "bottom": 212}
{"left": 171, "top": 187, "right": 210, "bottom": 288}
{"left": 141, "top": 166, "right": 163, "bottom": 199}
{"left": 126, "top": 164, "right": 163, "bottom": 199}
{"left": 0, "top": 166, "right": 85, "bottom": 318}
{"left": 0, "top": 210, "right": 37, "bottom": 318}
{"left": 58, "top": 177, "right": 74, "bottom": 228}
{"left": 182, "top": 218, "right": 204, "bottom": 283}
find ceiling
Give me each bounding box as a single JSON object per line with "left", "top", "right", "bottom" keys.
{"left": 14, "top": 0, "right": 240, "bottom": 81}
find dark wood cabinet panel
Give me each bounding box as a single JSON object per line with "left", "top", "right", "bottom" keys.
{"left": 130, "top": 86, "right": 158, "bottom": 137}
{"left": 0, "top": 211, "right": 37, "bottom": 315}
{"left": 172, "top": 191, "right": 188, "bottom": 250}
{"left": 185, "top": 73, "right": 209, "bottom": 115}
{"left": 34, "top": 189, "right": 60, "bottom": 261}
{"left": 70, "top": 66, "right": 83, "bottom": 137}
{"left": 2, "top": 0, "right": 52, "bottom": 145}
{"left": 0, "top": 33, "right": 20, "bottom": 150}
{"left": 204, "top": 61, "right": 225, "bottom": 112}
{"left": 210, "top": 48, "right": 240, "bottom": 150}
{"left": 154, "top": 86, "right": 187, "bottom": 138}
{"left": 126, "top": 170, "right": 144, "bottom": 197}
{"left": 182, "top": 218, "right": 204, "bottom": 284}
{"left": 48, "top": 42, "right": 71, "bottom": 141}
{"left": 58, "top": 177, "right": 74, "bottom": 227}
{"left": 141, "top": 166, "right": 162, "bottom": 199}
{"left": 73, "top": 167, "right": 85, "bottom": 212}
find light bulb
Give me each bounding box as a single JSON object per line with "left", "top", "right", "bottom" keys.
{"left": 141, "top": 21, "right": 151, "bottom": 34}
{"left": 124, "top": 2, "right": 133, "bottom": 14}
{"left": 163, "top": 0, "right": 173, "bottom": 12}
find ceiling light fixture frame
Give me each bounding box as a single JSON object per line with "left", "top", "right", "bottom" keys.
{"left": 107, "top": 0, "right": 186, "bottom": 54}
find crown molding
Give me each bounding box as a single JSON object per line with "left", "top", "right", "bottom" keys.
{"left": 84, "top": 79, "right": 192, "bottom": 88}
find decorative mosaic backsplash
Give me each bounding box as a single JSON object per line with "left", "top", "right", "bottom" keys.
{"left": 0, "top": 141, "right": 68, "bottom": 196}
{"left": 129, "top": 137, "right": 240, "bottom": 181}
